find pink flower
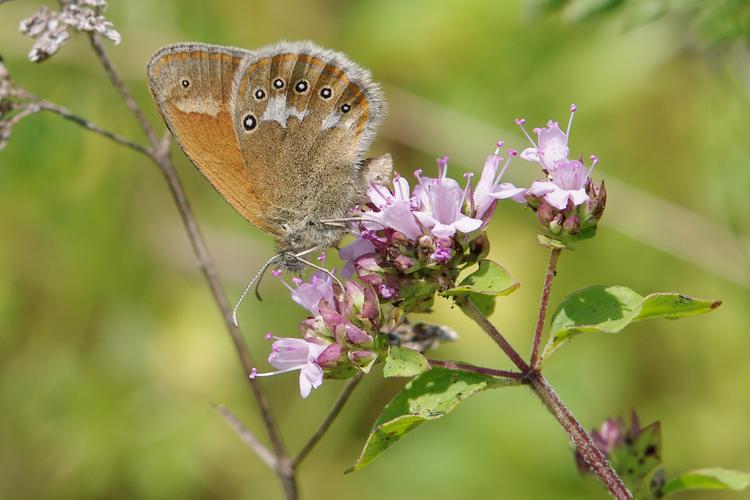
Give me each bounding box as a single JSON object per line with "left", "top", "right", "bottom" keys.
{"left": 518, "top": 105, "right": 576, "bottom": 171}
{"left": 413, "top": 157, "right": 483, "bottom": 238}
{"left": 250, "top": 337, "right": 328, "bottom": 398}
{"left": 528, "top": 159, "right": 591, "bottom": 210}
{"left": 473, "top": 148, "right": 526, "bottom": 220}
{"left": 339, "top": 238, "right": 376, "bottom": 278}
{"left": 288, "top": 272, "right": 335, "bottom": 316}
{"left": 362, "top": 176, "right": 422, "bottom": 239}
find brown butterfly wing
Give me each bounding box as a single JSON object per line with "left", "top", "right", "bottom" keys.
{"left": 230, "top": 41, "right": 386, "bottom": 249}
{"left": 147, "top": 43, "right": 275, "bottom": 234}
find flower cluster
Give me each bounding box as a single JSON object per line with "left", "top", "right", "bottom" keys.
{"left": 251, "top": 273, "right": 383, "bottom": 398}
{"left": 516, "top": 105, "right": 606, "bottom": 241}
{"left": 341, "top": 147, "right": 525, "bottom": 311}
{"left": 575, "top": 411, "right": 664, "bottom": 496}
{"left": 19, "top": 0, "right": 121, "bottom": 63}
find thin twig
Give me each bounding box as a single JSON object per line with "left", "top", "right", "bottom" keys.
{"left": 456, "top": 297, "right": 530, "bottom": 372}
{"left": 87, "top": 33, "right": 160, "bottom": 147}
{"left": 81, "top": 34, "right": 298, "bottom": 499}
{"left": 152, "top": 147, "right": 297, "bottom": 499}
{"left": 292, "top": 372, "right": 364, "bottom": 468}
{"left": 530, "top": 248, "right": 562, "bottom": 368}
{"left": 527, "top": 372, "right": 632, "bottom": 499}
{"left": 36, "top": 100, "right": 151, "bottom": 157}
{"left": 215, "top": 404, "right": 277, "bottom": 470}
{"left": 428, "top": 359, "right": 524, "bottom": 380}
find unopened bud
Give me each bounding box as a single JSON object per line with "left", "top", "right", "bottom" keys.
{"left": 394, "top": 254, "right": 415, "bottom": 272}
{"left": 418, "top": 235, "right": 435, "bottom": 250}
{"left": 549, "top": 215, "right": 563, "bottom": 235}
{"left": 563, "top": 214, "right": 580, "bottom": 234}
{"left": 537, "top": 200, "right": 556, "bottom": 225}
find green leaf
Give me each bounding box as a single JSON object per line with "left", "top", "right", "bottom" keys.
{"left": 537, "top": 233, "right": 569, "bottom": 250}
{"left": 347, "top": 368, "right": 518, "bottom": 472}
{"left": 383, "top": 346, "right": 429, "bottom": 378}
{"left": 443, "top": 260, "right": 519, "bottom": 297}
{"left": 468, "top": 293, "right": 497, "bottom": 316}
{"left": 661, "top": 468, "right": 750, "bottom": 497}
{"left": 442, "top": 260, "right": 519, "bottom": 316}
{"left": 563, "top": 0, "right": 625, "bottom": 22}
{"left": 541, "top": 285, "right": 721, "bottom": 362}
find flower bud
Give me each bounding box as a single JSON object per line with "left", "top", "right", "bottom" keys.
{"left": 549, "top": 215, "right": 563, "bottom": 235}
{"left": 344, "top": 324, "right": 373, "bottom": 346}
{"left": 394, "top": 254, "right": 416, "bottom": 272}
{"left": 537, "top": 200, "right": 556, "bottom": 225}
{"left": 316, "top": 343, "right": 345, "bottom": 368}
{"left": 417, "top": 235, "right": 435, "bottom": 251}
{"left": 348, "top": 350, "right": 378, "bottom": 373}
{"left": 563, "top": 214, "right": 580, "bottom": 235}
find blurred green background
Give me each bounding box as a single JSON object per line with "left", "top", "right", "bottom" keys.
{"left": 2, "top": 0, "right": 750, "bottom": 498}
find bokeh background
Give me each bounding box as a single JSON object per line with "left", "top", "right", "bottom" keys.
{"left": 2, "top": 0, "right": 750, "bottom": 498}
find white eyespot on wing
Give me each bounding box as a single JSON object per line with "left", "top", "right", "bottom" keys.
{"left": 261, "top": 94, "right": 289, "bottom": 127}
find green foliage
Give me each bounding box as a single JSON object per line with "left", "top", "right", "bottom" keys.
{"left": 660, "top": 468, "right": 750, "bottom": 497}
{"left": 383, "top": 345, "right": 430, "bottom": 378}
{"left": 442, "top": 260, "right": 519, "bottom": 315}
{"left": 541, "top": 285, "right": 720, "bottom": 362}
{"left": 348, "top": 368, "right": 519, "bottom": 472}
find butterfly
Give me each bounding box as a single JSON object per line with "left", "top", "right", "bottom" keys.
{"left": 147, "top": 40, "right": 391, "bottom": 272}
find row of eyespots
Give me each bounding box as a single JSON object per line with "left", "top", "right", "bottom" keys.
{"left": 253, "top": 78, "right": 351, "bottom": 113}
{"left": 178, "top": 76, "right": 352, "bottom": 116}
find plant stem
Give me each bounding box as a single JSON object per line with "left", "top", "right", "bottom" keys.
{"left": 428, "top": 359, "right": 524, "bottom": 380}
{"left": 292, "top": 372, "right": 364, "bottom": 468}
{"left": 215, "top": 404, "right": 277, "bottom": 470}
{"left": 82, "top": 35, "right": 298, "bottom": 499}
{"left": 458, "top": 301, "right": 632, "bottom": 499}
{"left": 36, "top": 99, "right": 152, "bottom": 156}
{"left": 526, "top": 372, "right": 632, "bottom": 500}
{"left": 456, "top": 297, "right": 530, "bottom": 372}
{"left": 530, "top": 248, "right": 561, "bottom": 368}
{"left": 87, "top": 34, "right": 160, "bottom": 148}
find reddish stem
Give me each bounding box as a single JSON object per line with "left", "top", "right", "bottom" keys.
{"left": 530, "top": 248, "right": 561, "bottom": 368}
{"left": 428, "top": 359, "right": 524, "bottom": 380}
{"left": 527, "top": 372, "right": 632, "bottom": 499}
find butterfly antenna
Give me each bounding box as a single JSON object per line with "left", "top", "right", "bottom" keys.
{"left": 293, "top": 256, "right": 345, "bottom": 291}
{"left": 231, "top": 253, "right": 282, "bottom": 327}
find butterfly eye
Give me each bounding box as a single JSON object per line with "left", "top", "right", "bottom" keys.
{"left": 294, "top": 80, "right": 309, "bottom": 93}
{"left": 180, "top": 78, "right": 190, "bottom": 89}
{"left": 273, "top": 78, "right": 285, "bottom": 89}
{"left": 242, "top": 114, "right": 257, "bottom": 132}
{"left": 340, "top": 103, "right": 351, "bottom": 113}
{"left": 320, "top": 87, "right": 332, "bottom": 99}
{"left": 254, "top": 88, "right": 266, "bottom": 100}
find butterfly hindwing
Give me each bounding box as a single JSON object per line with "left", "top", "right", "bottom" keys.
{"left": 230, "top": 41, "right": 386, "bottom": 240}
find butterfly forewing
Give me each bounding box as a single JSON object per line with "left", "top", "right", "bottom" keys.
{"left": 147, "top": 43, "right": 277, "bottom": 234}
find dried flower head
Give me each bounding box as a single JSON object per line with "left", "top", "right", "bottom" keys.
{"left": 19, "top": 0, "right": 121, "bottom": 63}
